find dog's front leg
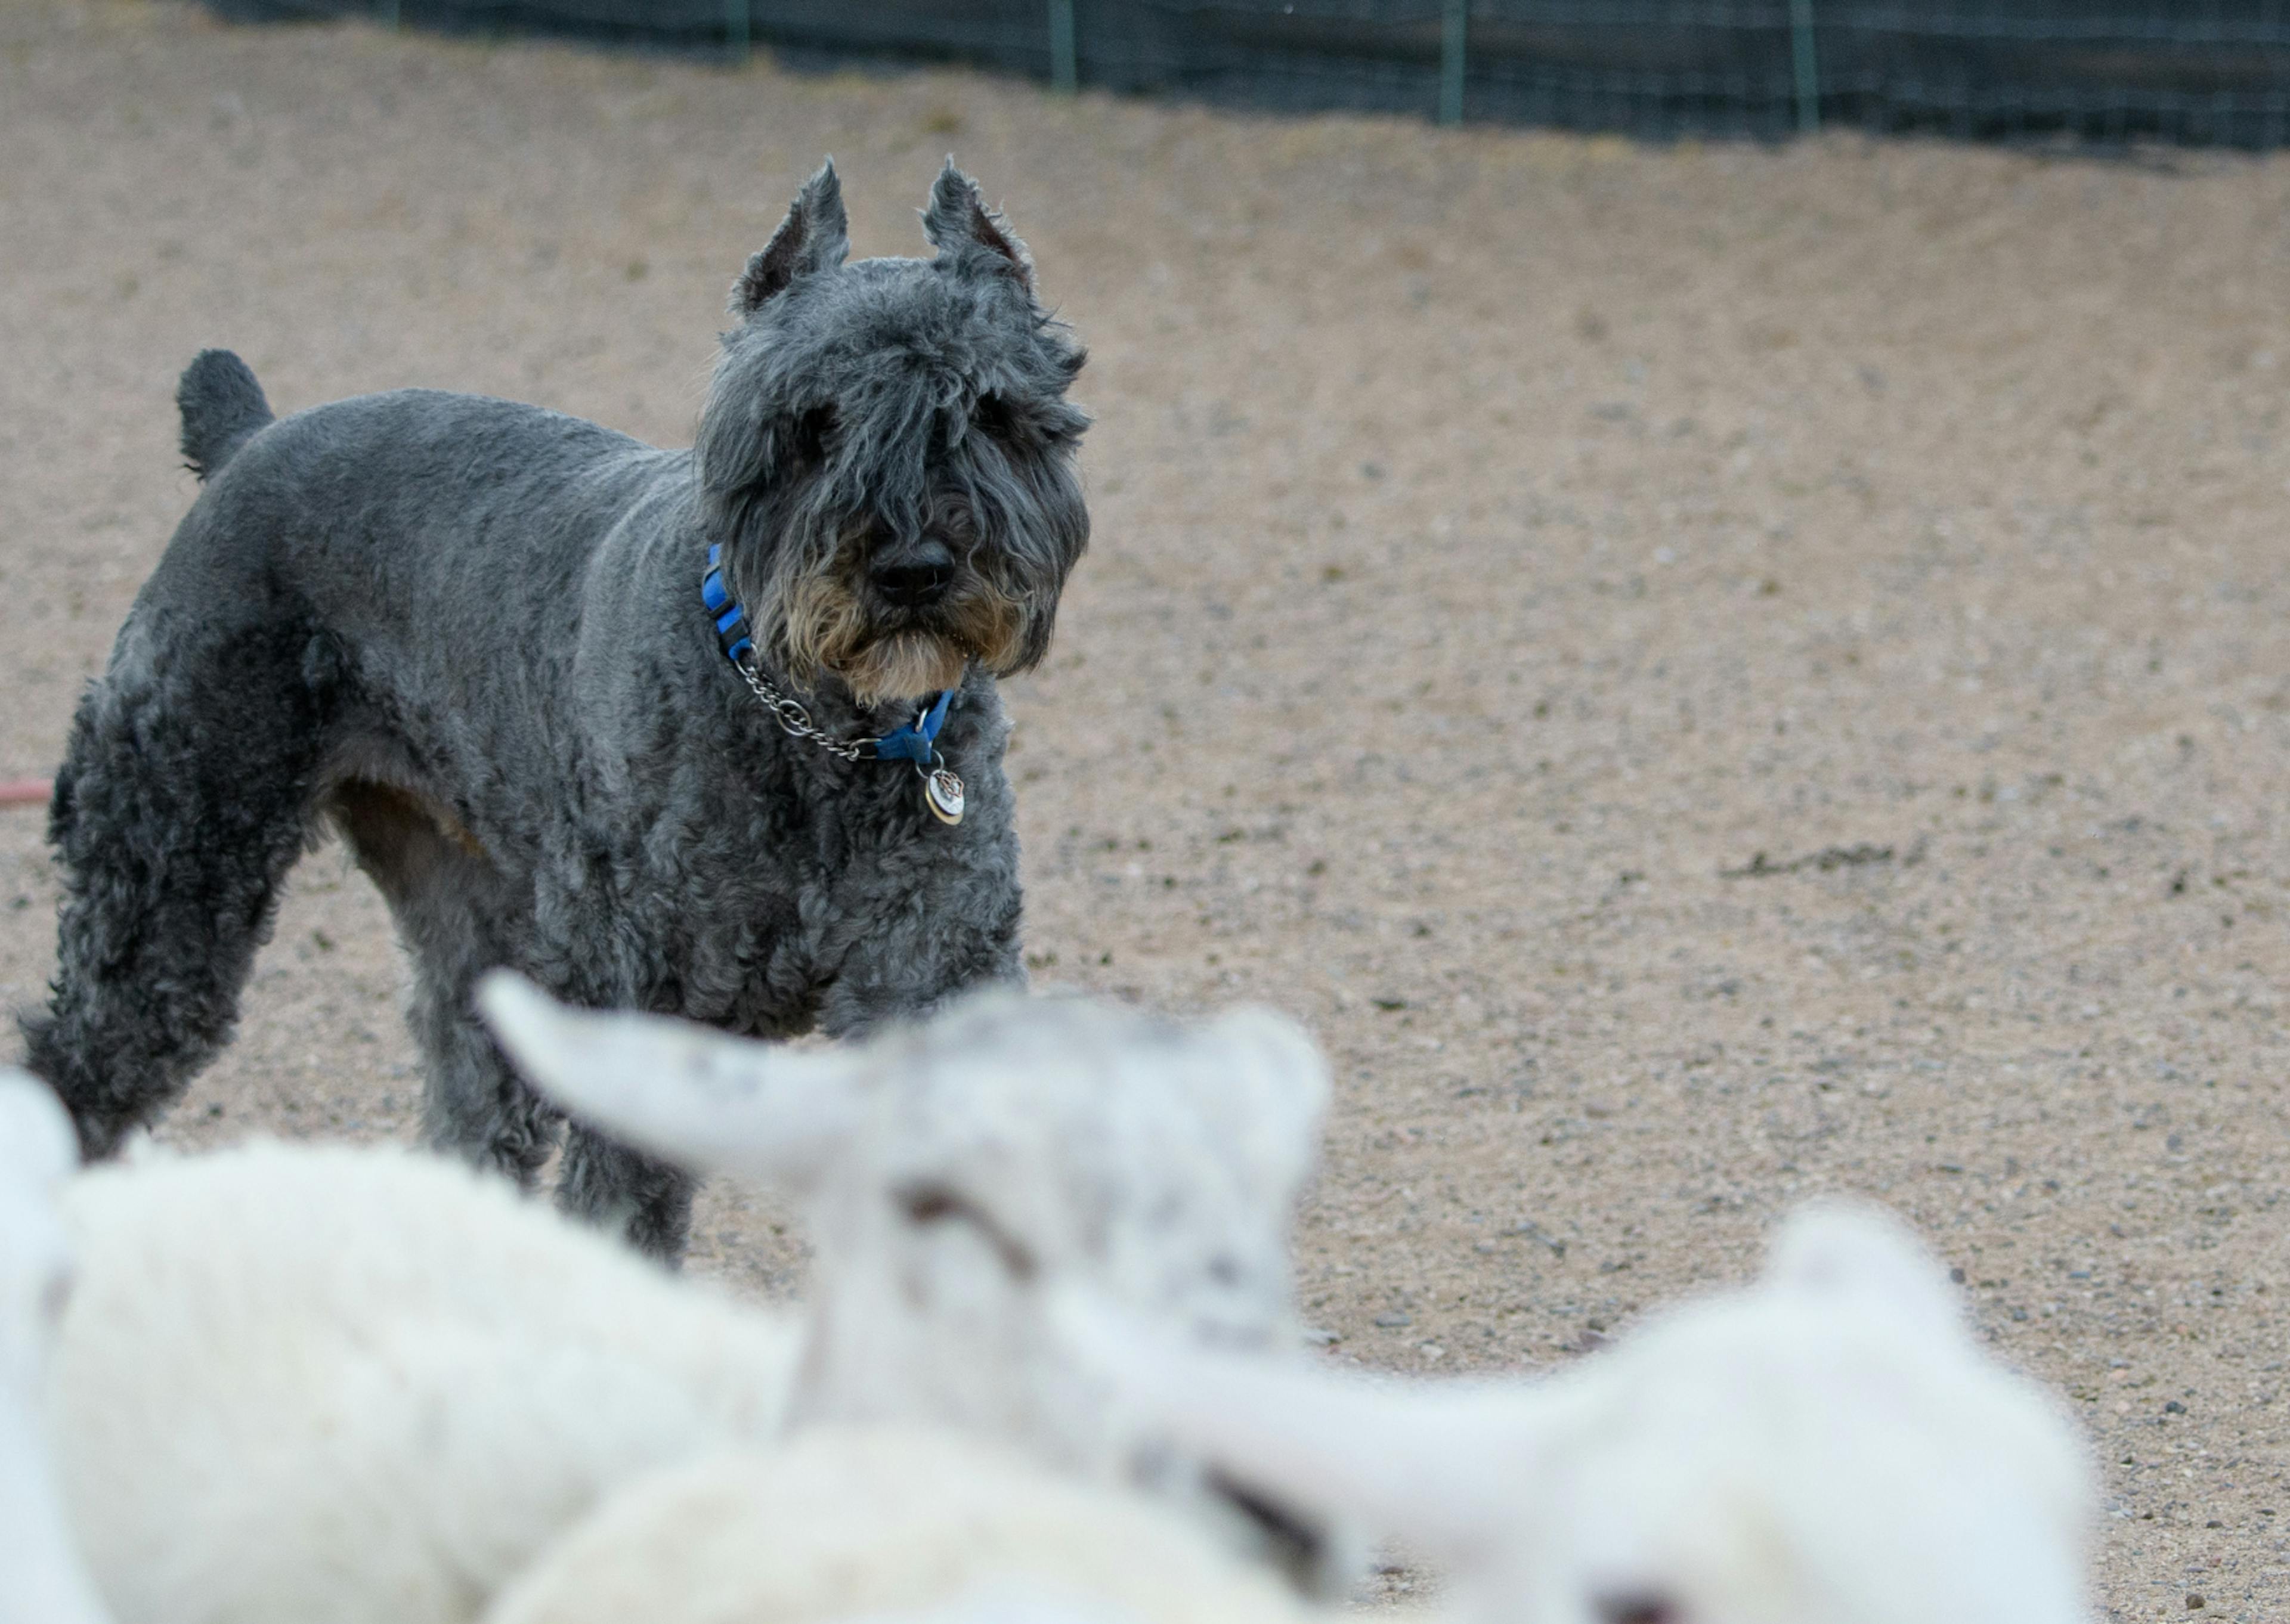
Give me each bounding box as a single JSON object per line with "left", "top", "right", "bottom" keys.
{"left": 555, "top": 1126, "right": 697, "bottom": 1263}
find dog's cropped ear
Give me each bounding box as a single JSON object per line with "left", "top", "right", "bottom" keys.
{"left": 1052, "top": 1289, "right": 1547, "bottom": 1569}
{"left": 921, "top": 159, "right": 1033, "bottom": 287}
{"left": 734, "top": 159, "right": 851, "bottom": 316}
{"left": 477, "top": 972, "right": 868, "bottom": 1191}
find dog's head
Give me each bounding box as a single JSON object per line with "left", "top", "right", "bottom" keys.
{"left": 697, "top": 159, "right": 1090, "bottom": 708}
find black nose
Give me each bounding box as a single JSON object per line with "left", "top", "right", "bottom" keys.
{"left": 872, "top": 539, "right": 954, "bottom": 609}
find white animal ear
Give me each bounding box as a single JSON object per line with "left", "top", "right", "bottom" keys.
{"left": 0, "top": 1070, "right": 79, "bottom": 1185}
{"left": 1053, "top": 1289, "right": 1541, "bottom": 1566}
{"left": 1768, "top": 1198, "right": 1963, "bottom": 1335}
{"left": 1190, "top": 1006, "right": 1329, "bottom": 1201}
{"left": 476, "top": 974, "right": 869, "bottom": 1189}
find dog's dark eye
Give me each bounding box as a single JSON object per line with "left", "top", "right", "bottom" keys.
{"left": 1595, "top": 1592, "right": 1680, "bottom": 1624}
{"left": 971, "top": 392, "right": 1020, "bottom": 441}
{"left": 893, "top": 1180, "right": 1039, "bottom": 1281}
{"left": 790, "top": 404, "right": 835, "bottom": 465}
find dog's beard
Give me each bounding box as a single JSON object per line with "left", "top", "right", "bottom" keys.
{"left": 837, "top": 632, "right": 968, "bottom": 707}
{"left": 775, "top": 569, "right": 1031, "bottom": 707}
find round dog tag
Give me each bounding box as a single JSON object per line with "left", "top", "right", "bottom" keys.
{"left": 924, "top": 768, "right": 965, "bottom": 826}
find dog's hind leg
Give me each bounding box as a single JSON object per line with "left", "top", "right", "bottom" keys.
{"left": 557, "top": 1126, "right": 695, "bottom": 1262}
{"left": 21, "top": 621, "right": 345, "bottom": 1157}
{"left": 328, "top": 782, "right": 559, "bottom": 1188}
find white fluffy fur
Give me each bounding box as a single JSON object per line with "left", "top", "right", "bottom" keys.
{"left": 1063, "top": 1201, "right": 2097, "bottom": 1624}
{"left": 833, "top": 1591, "right": 1166, "bottom": 1624}
{"left": 45, "top": 987, "right": 1333, "bottom": 1624}
{"left": 481, "top": 1427, "right": 1320, "bottom": 1624}
{"left": 49, "top": 1141, "right": 797, "bottom": 1624}
{"left": 479, "top": 979, "right": 1342, "bottom": 1586}
{"left": 0, "top": 1070, "right": 110, "bottom": 1624}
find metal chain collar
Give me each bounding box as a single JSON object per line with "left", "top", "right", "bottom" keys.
{"left": 731, "top": 655, "right": 877, "bottom": 763}
{"left": 734, "top": 653, "right": 968, "bottom": 825}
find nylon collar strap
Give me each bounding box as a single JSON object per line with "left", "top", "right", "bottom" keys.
{"left": 703, "top": 544, "right": 956, "bottom": 765}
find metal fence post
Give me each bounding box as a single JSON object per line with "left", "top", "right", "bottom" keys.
{"left": 1049, "top": 0, "right": 1078, "bottom": 95}
{"left": 726, "top": 0, "right": 750, "bottom": 63}
{"left": 1439, "top": 0, "right": 1467, "bottom": 125}
{"left": 1790, "top": 0, "right": 1820, "bottom": 133}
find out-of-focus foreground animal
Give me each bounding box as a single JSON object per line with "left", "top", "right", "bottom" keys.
{"left": 479, "top": 977, "right": 1348, "bottom": 1592}
{"left": 1062, "top": 1200, "right": 2097, "bottom": 1624}
{"left": 481, "top": 1426, "right": 1325, "bottom": 1624}
{"left": 44, "top": 986, "right": 1337, "bottom": 1624}
{"left": 0, "top": 1070, "right": 109, "bottom": 1624}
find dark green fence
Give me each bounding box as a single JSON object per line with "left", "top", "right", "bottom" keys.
{"left": 209, "top": 2, "right": 2290, "bottom": 147}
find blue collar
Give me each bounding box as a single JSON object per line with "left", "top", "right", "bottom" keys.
{"left": 703, "top": 543, "right": 956, "bottom": 764}
{"left": 871, "top": 687, "right": 956, "bottom": 764}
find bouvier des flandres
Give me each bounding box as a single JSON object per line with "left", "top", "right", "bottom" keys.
{"left": 23, "top": 160, "right": 1090, "bottom": 1257}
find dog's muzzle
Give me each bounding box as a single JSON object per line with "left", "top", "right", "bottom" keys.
{"left": 871, "top": 538, "right": 955, "bottom": 610}
{"left": 703, "top": 543, "right": 968, "bottom": 827}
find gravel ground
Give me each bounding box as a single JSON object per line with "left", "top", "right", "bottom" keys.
{"left": 5, "top": 4, "right": 2289, "bottom": 1617}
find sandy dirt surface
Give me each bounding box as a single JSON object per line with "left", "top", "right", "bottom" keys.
{"left": 4, "top": 2, "right": 2289, "bottom": 1615}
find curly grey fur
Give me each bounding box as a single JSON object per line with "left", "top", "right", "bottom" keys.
{"left": 20, "top": 160, "right": 1090, "bottom": 1259}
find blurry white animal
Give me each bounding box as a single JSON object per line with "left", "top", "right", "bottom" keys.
{"left": 0, "top": 1070, "right": 110, "bottom": 1624}
{"left": 481, "top": 1426, "right": 1322, "bottom": 1624}
{"left": 835, "top": 1585, "right": 1167, "bottom": 1624}
{"left": 52, "top": 1138, "right": 794, "bottom": 1624}
{"left": 834, "top": 1588, "right": 1161, "bottom": 1624}
{"left": 1059, "top": 1201, "right": 2096, "bottom": 1624}
{"left": 46, "top": 984, "right": 1335, "bottom": 1624}
{"left": 478, "top": 978, "right": 1345, "bottom": 1589}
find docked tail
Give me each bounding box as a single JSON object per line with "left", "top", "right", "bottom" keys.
{"left": 176, "top": 349, "right": 274, "bottom": 482}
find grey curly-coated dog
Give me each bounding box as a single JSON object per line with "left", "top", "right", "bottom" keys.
{"left": 21, "top": 160, "right": 1090, "bottom": 1258}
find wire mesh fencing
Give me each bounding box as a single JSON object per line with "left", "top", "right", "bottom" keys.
{"left": 207, "top": 1, "right": 2290, "bottom": 147}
